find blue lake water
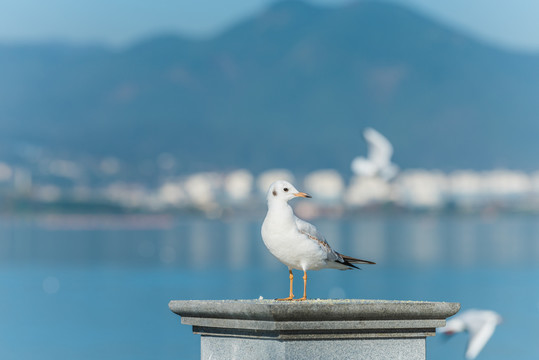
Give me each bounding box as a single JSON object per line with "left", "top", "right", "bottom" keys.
{"left": 1, "top": 213, "right": 538, "bottom": 359}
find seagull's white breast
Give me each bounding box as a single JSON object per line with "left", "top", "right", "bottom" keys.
{"left": 261, "top": 205, "right": 328, "bottom": 271}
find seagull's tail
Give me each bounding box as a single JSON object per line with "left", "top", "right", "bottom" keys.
{"left": 341, "top": 254, "right": 376, "bottom": 265}
{"left": 335, "top": 253, "right": 376, "bottom": 270}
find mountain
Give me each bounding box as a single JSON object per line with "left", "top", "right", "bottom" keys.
{"left": 1, "top": 0, "right": 539, "bottom": 179}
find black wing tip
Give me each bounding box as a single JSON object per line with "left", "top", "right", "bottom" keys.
{"left": 338, "top": 253, "right": 376, "bottom": 266}
{"left": 345, "top": 261, "right": 360, "bottom": 270}
{"left": 337, "top": 259, "right": 361, "bottom": 270}
{"left": 350, "top": 258, "right": 376, "bottom": 265}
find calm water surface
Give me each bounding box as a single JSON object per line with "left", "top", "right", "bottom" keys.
{"left": 0, "top": 213, "right": 538, "bottom": 359}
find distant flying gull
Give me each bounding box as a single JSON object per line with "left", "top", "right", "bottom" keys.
{"left": 261, "top": 180, "right": 375, "bottom": 301}
{"left": 438, "top": 309, "right": 503, "bottom": 359}
{"left": 351, "top": 127, "right": 398, "bottom": 181}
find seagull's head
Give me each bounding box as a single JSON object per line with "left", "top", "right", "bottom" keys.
{"left": 267, "top": 180, "right": 311, "bottom": 203}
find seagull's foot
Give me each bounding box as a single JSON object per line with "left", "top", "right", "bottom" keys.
{"left": 292, "top": 296, "right": 307, "bottom": 301}
{"left": 276, "top": 295, "right": 294, "bottom": 301}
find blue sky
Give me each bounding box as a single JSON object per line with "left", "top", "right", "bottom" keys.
{"left": 1, "top": 0, "right": 538, "bottom": 52}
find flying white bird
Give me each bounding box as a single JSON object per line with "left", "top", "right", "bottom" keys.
{"left": 351, "top": 127, "right": 398, "bottom": 181}
{"left": 261, "top": 180, "right": 375, "bottom": 301}
{"left": 438, "top": 309, "right": 503, "bottom": 359}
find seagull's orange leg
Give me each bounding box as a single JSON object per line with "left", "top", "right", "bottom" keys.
{"left": 294, "top": 271, "right": 307, "bottom": 301}
{"left": 276, "top": 269, "right": 294, "bottom": 301}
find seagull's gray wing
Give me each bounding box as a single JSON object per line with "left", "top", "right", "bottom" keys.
{"left": 294, "top": 217, "right": 340, "bottom": 262}
{"left": 295, "top": 217, "right": 375, "bottom": 269}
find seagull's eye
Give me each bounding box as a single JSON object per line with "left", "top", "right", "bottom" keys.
{"left": 284, "top": 188, "right": 289, "bottom": 192}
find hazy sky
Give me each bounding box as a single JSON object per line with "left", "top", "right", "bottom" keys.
{"left": 1, "top": 0, "right": 539, "bottom": 52}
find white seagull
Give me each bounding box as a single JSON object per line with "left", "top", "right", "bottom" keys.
{"left": 261, "top": 180, "right": 375, "bottom": 301}
{"left": 351, "top": 127, "right": 398, "bottom": 181}
{"left": 438, "top": 309, "right": 503, "bottom": 359}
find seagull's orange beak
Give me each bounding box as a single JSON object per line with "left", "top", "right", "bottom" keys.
{"left": 294, "top": 192, "right": 312, "bottom": 198}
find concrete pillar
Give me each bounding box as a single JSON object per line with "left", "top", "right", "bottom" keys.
{"left": 169, "top": 299, "right": 460, "bottom": 360}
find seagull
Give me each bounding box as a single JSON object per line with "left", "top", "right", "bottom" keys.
{"left": 351, "top": 127, "right": 398, "bottom": 181}
{"left": 438, "top": 309, "right": 503, "bottom": 359}
{"left": 261, "top": 180, "right": 375, "bottom": 301}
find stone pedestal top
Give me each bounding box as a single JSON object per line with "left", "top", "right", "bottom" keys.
{"left": 170, "top": 299, "right": 460, "bottom": 359}
{"left": 169, "top": 299, "right": 460, "bottom": 339}
{"left": 170, "top": 299, "right": 459, "bottom": 321}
